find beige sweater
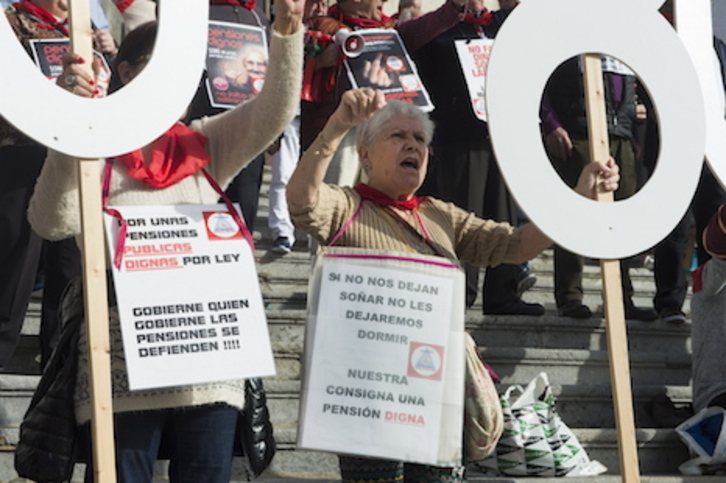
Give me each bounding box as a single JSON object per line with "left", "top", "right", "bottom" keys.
{"left": 28, "top": 28, "right": 303, "bottom": 423}
{"left": 289, "top": 184, "right": 521, "bottom": 266}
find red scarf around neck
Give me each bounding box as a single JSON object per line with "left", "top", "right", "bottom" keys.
{"left": 462, "top": 9, "right": 492, "bottom": 26}
{"left": 354, "top": 183, "right": 424, "bottom": 210}
{"left": 12, "top": 1, "right": 68, "bottom": 34}
{"left": 210, "top": 0, "right": 257, "bottom": 11}
{"left": 328, "top": 4, "right": 394, "bottom": 29}
{"left": 114, "top": 123, "right": 211, "bottom": 189}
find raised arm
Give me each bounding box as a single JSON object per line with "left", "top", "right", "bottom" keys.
{"left": 287, "top": 87, "right": 385, "bottom": 206}
{"left": 198, "top": 0, "right": 305, "bottom": 188}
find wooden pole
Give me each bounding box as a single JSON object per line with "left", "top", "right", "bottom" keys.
{"left": 582, "top": 53, "right": 640, "bottom": 483}
{"left": 68, "top": 0, "right": 117, "bottom": 481}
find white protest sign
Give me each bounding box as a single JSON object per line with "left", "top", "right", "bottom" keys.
{"left": 0, "top": 0, "right": 208, "bottom": 158}
{"left": 455, "top": 38, "right": 494, "bottom": 122}
{"left": 486, "top": 0, "right": 706, "bottom": 260}
{"left": 298, "top": 249, "right": 465, "bottom": 466}
{"left": 103, "top": 204, "right": 275, "bottom": 390}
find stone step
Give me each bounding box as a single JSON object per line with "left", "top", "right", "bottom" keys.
{"left": 263, "top": 309, "right": 694, "bottom": 356}
{"left": 0, "top": 427, "right": 699, "bottom": 481}
{"left": 467, "top": 314, "right": 692, "bottom": 353}
{"left": 480, "top": 346, "right": 691, "bottom": 388}
{"left": 262, "top": 381, "right": 693, "bottom": 430}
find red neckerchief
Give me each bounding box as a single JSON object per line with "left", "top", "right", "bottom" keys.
{"left": 354, "top": 183, "right": 424, "bottom": 210}
{"left": 328, "top": 4, "right": 394, "bottom": 29}
{"left": 462, "top": 9, "right": 492, "bottom": 26}
{"left": 113, "top": 0, "right": 135, "bottom": 13}
{"left": 12, "top": 1, "right": 68, "bottom": 35}
{"left": 114, "top": 123, "right": 211, "bottom": 189}
{"left": 210, "top": 0, "right": 257, "bottom": 11}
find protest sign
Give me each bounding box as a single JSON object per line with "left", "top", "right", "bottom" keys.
{"left": 103, "top": 204, "right": 275, "bottom": 390}
{"left": 29, "top": 39, "right": 111, "bottom": 95}
{"left": 455, "top": 38, "right": 495, "bottom": 122}
{"left": 205, "top": 21, "right": 268, "bottom": 109}
{"left": 344, "top": 29, "right": 433, "bottom": 111}
{"left": 298, "top": 248, "right": 465, "bottom": 466}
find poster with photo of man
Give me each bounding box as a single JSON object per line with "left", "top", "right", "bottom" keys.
{"left": 344, "top": 29, "right": 433, "bottom": 111}
{"left": 205, "top": 20, "right": 268, "bottom": 109}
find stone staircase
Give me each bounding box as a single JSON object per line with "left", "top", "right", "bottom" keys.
{"left": 0, "top": 166, "right": 719, "bottom": 482}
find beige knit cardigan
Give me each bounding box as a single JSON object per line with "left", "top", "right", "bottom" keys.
{"left": 28, "top": 28, "right": 303, "bottom": 424}
{"left": 289, "top": 184, "right": 522, "bottom": 267}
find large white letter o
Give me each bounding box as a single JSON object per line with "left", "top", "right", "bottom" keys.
{"left": 0, "top": 0, "right": 209, "bottom": 158}
{"left": 486, "top": 0, "right": 705, "bottom": 259}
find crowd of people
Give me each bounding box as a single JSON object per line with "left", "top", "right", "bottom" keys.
{"left": 2, "top": 0, "right": 726, "bottom": 481}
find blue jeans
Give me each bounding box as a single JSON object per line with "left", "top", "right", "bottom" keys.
{"left": 84, "top": 405, "right": 238, "bottom": 483}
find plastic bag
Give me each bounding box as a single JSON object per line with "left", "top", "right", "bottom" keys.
{"left": 676, "top": 406, "right": 726, "bottom": 475}
{"left": 473, "top": 372, "right": 607, "bottom": 477}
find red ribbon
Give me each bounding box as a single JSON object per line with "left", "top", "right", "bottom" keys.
{"left": 12, "top": 1, "right": 69, "bottom": 34}
{"left": 354, "top": 183, "right": 424, "bottom": 210}
{"left": 113, "top": 0, "right": 135, "bottom": 13}
{"left": 114, "top": 123, "right": 211, "bottom": 189}
{"left": 461, "top": 10, "right": 492, "bottom": 26}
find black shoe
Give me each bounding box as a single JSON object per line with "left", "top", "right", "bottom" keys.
{"left": 625, "top": 304, "right": 658, "bottom": 321}
{"left": 484, "top": 300, "right": 544, "bottom": 316}
{"left": 558, "top": 302, "right": 592, "bottom": 319}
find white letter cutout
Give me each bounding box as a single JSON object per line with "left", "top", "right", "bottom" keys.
{"left": 486, "top": 0, "right": 705, "bottom": 260}
{"left": 677, "top": 0, "right": 726, "bottom": 188}
{"left": 0, "top": 0, "right": 209, "bottom": 158}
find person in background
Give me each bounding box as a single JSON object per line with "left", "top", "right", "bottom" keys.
{"left": 287, "top": 87, "right": 620, "bottom": 482}
{"left": 413, "top": 0, "right": 539, "bottom": 315}
{"left": 393, "top": 0, "right": 422, "bottom": 21}
{"left": 301, "top": 0, "right": 471, "bottom": 189}
{"left": 540, "top": 54, "right": 658, "bottom": 321}
{"left": 690, "top": 205, "right": 726, "bottom": 413}
{"left": 27, "top": 0, "right": 303, "bottom": 475}
{"left": 185, "top": 0, "right": 271, "bottom": 233}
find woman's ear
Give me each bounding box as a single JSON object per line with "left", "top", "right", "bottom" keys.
{"left": 116, "top": 60, "right": 134, "bottom": 85}
{"left": 358, "top": 145, "right": 370, "bottom": 170}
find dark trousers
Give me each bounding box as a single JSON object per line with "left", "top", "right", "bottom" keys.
{"left": 223, "top": 153, "right": 265, "bottom": 232}
{"left": 427, "top": 136, "right": 520, "bottom": 310}
{"left": 40, "top": 238, "right": 82, "bottom": 368}
{"left": 83, "top": 405, "right": 238, "bottom": 483}
{"left": 0, "top": 145, "right": 46, "bottom": 367}
{"left": 549, "top": 137, "right": 638, "bottom": 308}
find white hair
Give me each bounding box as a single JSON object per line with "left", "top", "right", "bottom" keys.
{"left": 356, "top": 100, "right": 435, "bottom": 148}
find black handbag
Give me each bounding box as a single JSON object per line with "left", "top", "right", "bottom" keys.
{"left": 238, "top": 377, "right": 276, "bottom": 479}
{"left": 14, "top": 280, "right": 84, "bottom": 482}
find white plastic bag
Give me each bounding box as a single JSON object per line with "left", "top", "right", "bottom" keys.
{"left": 473, "top": 372, "right": 607, "bottom": 477}
{"left": 676, "top": 406, "right": 726, "bottom": 475}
